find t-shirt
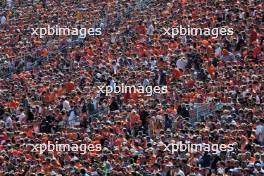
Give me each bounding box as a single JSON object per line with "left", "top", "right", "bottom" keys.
{"left": 65, "top": 81, "right": 75, "bottom": 92}
{"left": 176, "top": 59, "right": 187, "bottom": 70}
{"left": 41, "top": 48, "right": 49, "bottom": 57}
{"left": 5, "top": 116, "right": 13, "bottom": 128}
{"left": 1, "top": 16, "right": 6, "bottom": 25}
{"left": 7, "top": 0, "right": 12, "bottom": 7}
{"left": 171, "top": 68, "right": 183, "bottom": 78}
{"left": 129, "top": 113, "right": 142, "bottom": 128}
{"left": 256, "top": 125, "right": 264, "bottom": 143}
{"left": 18, "top": 112, "right": 26, "bottom": 123}
{"left": 250, "top": 30, "right": 258, "bottom": 43}
{"left": 63, "top": 100, "right": 71, "bottom": 111}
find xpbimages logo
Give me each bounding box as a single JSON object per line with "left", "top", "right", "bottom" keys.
{"left": 31, "top": 25, "right": 102, "bottom": 38}
{"left": 97, "top": 84, "right": 168, "bottom": 96}
{"left": 162, "top": 25, "right": 234, "bottom": 38}
{"left": 27, "top": 141, "right": 102, "bottom": 154}
{"left": 163, "top": 141, "right": 234, "bottom": 154}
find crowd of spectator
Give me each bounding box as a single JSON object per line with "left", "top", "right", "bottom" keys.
{"left": 0, "top": 0, "right": 264, "bottom": 175}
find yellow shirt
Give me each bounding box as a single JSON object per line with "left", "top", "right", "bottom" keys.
{"left": 76, "top": 11, "right": 82, "bottom": 21}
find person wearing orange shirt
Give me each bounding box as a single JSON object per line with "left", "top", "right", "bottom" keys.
{"left": 136, "top": 21, "right": 147, "bottom": 35}
{"left": 171, "top": 67, "right": 183, "bottom": 80}
{"left": 129, "top": 110, "right": 142, "bottom": 129}
{"left": 40, "top": 48, "right": 49, "bottom": 58}
{"left": 65, "top": 80, "right": 75, "bottom": 92}
{"left": 208, "top": 64, "right": 215, "bottom": 79}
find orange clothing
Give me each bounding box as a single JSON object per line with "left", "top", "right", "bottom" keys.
{"left": 43, "top": 93, "right": 54, "bottom": 103}
{"left": 65, "top": 81, "right": 75, "bottom": 92}
{"left": 253, "top": 46, "right": 261, "bottom": 58}
{"left": 129, "top": 113, "right": 142, "bottom": 128}
{"left": 208, "top": 65, "right": 215, "bottom": 78}
{"left": 181, "top": 0, "right": 187, "bottom": 4}
{"left": 26, "top": 130, "right": 33, "bottom": 138}
{"left": 5, "top": 101, "right": 19, "bottom": 109}
{"left": 171, "top": 68, "right": 183, "bottom": 78}
{"left": 168, "top": 42, "right": 178, "bottom": 49}
{"left": 86, "top": 48, "right": 94, "bottom": 56}
{"left": 41, "top": 49, "right": 49, "bottom": 57}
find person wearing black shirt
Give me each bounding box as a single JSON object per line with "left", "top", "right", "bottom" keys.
{"left": 177, "top": 104, "right": 190, "bottom": 118}
{"left": 26, "top": 108, "right": 34, "bottom": 122}
{"left": 139, "top": 107, "right": 149, "bottom": 134}
{"left": 211, "top": 154, "right": 221, "bottom": 172}
{"left": 0, "top": 104, "right": 5, "bottom": 117}
{"left": 109, "top": 97, "right": 119, "bottom": 111}
{"left": 40, "top": 120, "right": 52, "bottom": 133}
{"left": 199, "top": 152, "right": 212, "bottom": 168}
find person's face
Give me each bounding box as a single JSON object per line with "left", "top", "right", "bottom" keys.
{"left": 245, "top": 153, "right": 251, "bottom": 159}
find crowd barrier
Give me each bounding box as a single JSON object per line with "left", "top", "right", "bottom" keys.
{"left": 189, "top": 103, "right": 225, "bottom": 123}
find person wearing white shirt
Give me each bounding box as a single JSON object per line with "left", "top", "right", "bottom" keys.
{"left": 256, "top": 120, "right": 264, "bottom": 145}
{"left": 1, "top": 15, "right": 6, "bottom": 25}
{"left": 173, "top": 165, "right": 185, "bottom": 176}
{"left": 176, "top": 57, "right": 187, "bottom": 70}
{"left": 68, "top": 109, "right": 76, "bottom": 126}
{"left": 7, "top": 0, "right": 13, "bottom": 8}
{"left": 63, "top": 99, "right": 71, "bottom": 111}
{"left": 109, "top": 78, "right": 115, "bottom": 90}
{"left": 147, "top": 23, "right": 154, "bottom": 36}
{"left": 150, "top": 58, "right": 157, "bottom": 70}
{"left": 4, "top": 115, "right": 13, "bottom": 128}
{"left": 112, "top": 61, "right": 119, "bottom": 74}
{"left": 215, "top": 44, "right": 222, "bottom": 56}
{"left": 17, "top": 109, "right": 26, "bottom": 123}
{"left": 143, "top": 78, "right": 149, "bottom": 88}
